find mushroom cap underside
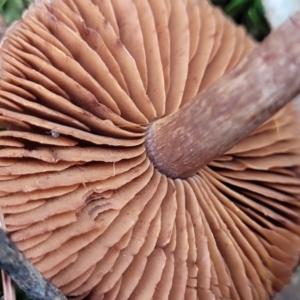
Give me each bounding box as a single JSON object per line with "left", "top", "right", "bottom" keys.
{"left": 0, "top": 0, "right": 300, "bottom": 299}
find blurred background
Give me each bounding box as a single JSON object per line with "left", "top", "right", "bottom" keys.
{"left": 0, "top": 0, "right": 298, "bottom": 300}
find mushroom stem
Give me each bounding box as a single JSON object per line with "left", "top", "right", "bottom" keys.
{"left": 0, "top": 228, "right": 67, "bottom": 300}
{"left": 146, "top": 10, "right": 300, "bottom": 179}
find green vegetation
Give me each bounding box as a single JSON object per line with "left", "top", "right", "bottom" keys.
{"left": 211, "top": 0, "right": 270, "bottom": 40}
{"left": 0, "top": 0, "right": 32, "bottom": 24}
{"left": 0, "top": 0, "right": 270, "bottom": 299}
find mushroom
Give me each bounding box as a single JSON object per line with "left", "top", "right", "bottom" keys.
{"left": 0, "top": 0, "right": 300, "bottom": 300}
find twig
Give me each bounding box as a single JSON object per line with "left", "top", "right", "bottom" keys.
{"left": 1, "top": 272, "right": 16, "bottom": 300}
{"left": 0, "top": 206, "right": 15, "bottom": 300}
{"left": 0, "top": 228, "right": 67, "bottom": 300}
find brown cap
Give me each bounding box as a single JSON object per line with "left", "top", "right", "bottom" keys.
{"left": 0, "top": 0, "right": 300, "bottom": 299}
